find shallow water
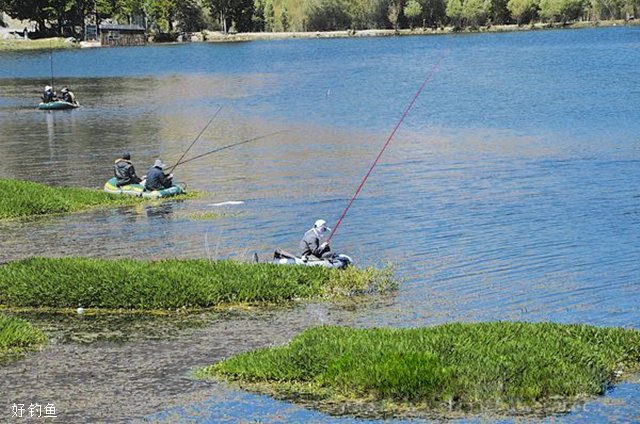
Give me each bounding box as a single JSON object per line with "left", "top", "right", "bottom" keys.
{"left": 1, "top": 27, "right": 639, "bottom": 422}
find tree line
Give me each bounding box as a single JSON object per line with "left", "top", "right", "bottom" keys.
{"left": 1, "top": 0, "right": 638, "bottom": 38}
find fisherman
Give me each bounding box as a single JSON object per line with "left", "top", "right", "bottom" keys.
{"left": 145, "top": 159, "right": 173, "bottom": 191}
{"left": 299, "top": 219, "right": 333, "bottom": 260}
{"left": 60, "top": 87, "right": 75, "bottom": 104}
{"left": 113, "top": 151, "right": 142, "bottom": 187}
{"left": 41, "top": 85, "right": 56, "bottom": 103}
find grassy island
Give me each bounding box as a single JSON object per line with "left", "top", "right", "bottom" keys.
{"left": 197, "top": 322, "right": 640, "bottom": 418}
{"left": 0, "top": 314, "right": 46, "bottom": 361}
{"left": 0, "top": 37, "right": 75, "bottom": 52}
{"left": 0, "top": 178, "right": 189, "bottom": 220}
{"left": 0, "top": 257, "right": 395, "bottom": 311}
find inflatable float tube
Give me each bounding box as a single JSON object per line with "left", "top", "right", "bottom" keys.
{"left": 272, "top": 248, "right": 353, "bottom": 269}
{"left": 103, "top": 177, "right": 185, "bottom": 198}
{"left": 37, "top": 100, "right": 80, "bottom": 110}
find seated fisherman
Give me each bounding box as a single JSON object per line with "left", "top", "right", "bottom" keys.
{"left": 113, "top": 151, "right": 142, "bottom": 187}
{"left": 145, "top": 159, "right": 173, "bottom": 191}
{"left": 41, "top": 85, "right": 56, "bottom": 103}
{"left": 60, "top": 87, "right": 75, "bottom": 104}
{"left": 299, "top": 219, "right": 333, "bottom": 260}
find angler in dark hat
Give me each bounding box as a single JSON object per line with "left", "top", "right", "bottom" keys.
{"left": 113, "top": 151, "right": 142, "bottom": 187}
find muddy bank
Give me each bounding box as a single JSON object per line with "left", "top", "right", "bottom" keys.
{"left": 0, "top": 301, "right": 389, "bottom": 422}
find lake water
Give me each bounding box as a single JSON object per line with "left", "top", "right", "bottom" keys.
{"left": 0, "top": 27, "right": 639, "bottom": 423}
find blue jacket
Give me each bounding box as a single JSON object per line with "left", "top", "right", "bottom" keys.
{"left": 145, "top": 166, "right": 172, "bottom": 191}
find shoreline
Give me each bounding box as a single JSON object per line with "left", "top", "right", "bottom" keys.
{"left": 196, "top": 19, "right": 638, "bottom": 43}
{"left": 1, "top": 19, "right": 637, "bottom": 51}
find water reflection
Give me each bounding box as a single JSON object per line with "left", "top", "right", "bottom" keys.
{"left": 144, "top": 202, "right": 175, "bottom": 220}
{"left": 0, "top": 28, "right": 639, "bottom": 423}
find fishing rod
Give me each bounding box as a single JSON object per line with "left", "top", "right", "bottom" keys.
{"left": 326, "top": 40, "right": 452, "bottom": 244}
{"left": 167, "top": 105, "right": 223, "bottom": 174}
{"left": 49, "top": 41, "right": 54, "bottom": 91}
{"left": 168, "top": 130, "right": 285, "bottom": 169}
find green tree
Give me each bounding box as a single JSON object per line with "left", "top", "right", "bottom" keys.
{"left": 489, "top": 0, "right": 511, "bottom": 22}
{"left": 280, "top": 4, "right": 289, "bottom": 30}
{"left": 252, "top": 0, "right": 265, "bottom": 30}
{"left": 417, "top": 0, "right": 448, "bottom": 27}
{"left": 446, "top": 0, "right": 464, "bottom": 26}
{"left": 462, "top": 0, "right": 490, "bottom": 26}
{"left": 404, "top": 0, "right": 423, "bottom": 26}
{"left": 176, "top": 0, "right": 206, "bottom": 31}
{"left": 508, "top": 0, "right": 538, "bottom": 23}
{"left": 388, "top": 0, "right": 404, "bottom": 29}
{"left": 3, "top": 0, "right": 54, "bottom": 33}
{"left": 539, "top": 0, "right": 585, "bottom": 21}
{"left": 347, "top": 0, "right": 393, "bottom": 29}
{"left": 208, "top": 0, "right": 232, "bottom": 32}
{"left": 263, "top": 0, "right": 274, "bottom": 30}
{"left": 230, "top": 0, "right": 254, "bottom": 31}
{"left": 305, "top": 0, "right": 352, "bottom": 30}
{"left": 143, "top": 0, "right": 177, "bottom": 32}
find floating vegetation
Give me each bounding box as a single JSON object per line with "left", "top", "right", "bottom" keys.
{"left": 184, "top": 211, "right": 229, "bottom": 220}
{"left": 0, "top": 314, "right": 47, "bottom": 363}
{"left": 0, "top": 257, "right": 396, "bottom": 311}
{"left": 12, "top": 310, "right": 213, "bottom": 345}
{"left": 0, "top": 178, "right": 194, "bottom": 220}
{"left": 197, "top": 322, "right": 640, "bottom": 419}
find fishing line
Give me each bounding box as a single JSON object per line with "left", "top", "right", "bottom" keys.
{"left": 168, "top": 105, "right": 223, "bottom": 174}
{"left": 169, "top": 130, "right": 285, "bottom": 168}
{"left": 327, "top": 39, "right": 453, "bottom": 243}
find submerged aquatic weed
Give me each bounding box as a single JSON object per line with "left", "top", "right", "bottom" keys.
{"left": 185, "top": 211, "right": 227, "bottom": 220}
{"left": 198, "top": 322, "right": 640, "bottom": 418}
{"left": 0, "top": 258, "right": 396, "bottom": 310}
{"left": 0, "top": 178, "right": 193, "bottom": 219}
{"left": 0, "top": 314, "right": 47, "bottom": 361}
{"left": 323, "top": 263, "right": 396, "bottom": 296}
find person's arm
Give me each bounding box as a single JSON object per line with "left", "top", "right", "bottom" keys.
{"left": 309, "top": 236, "right": 328, "bottom": 257}
{"left": 131, "top": 166, "right": 142, "bottom": 184}
{"left": 159, "top": 172, "right": 173, "bottom": 188}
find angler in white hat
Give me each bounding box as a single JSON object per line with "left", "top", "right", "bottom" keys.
{"left": 144, "top": 158, "right": 174, "bottom": 191}
{"left": 299, "top": 219, "right": 333, "bottom": 259}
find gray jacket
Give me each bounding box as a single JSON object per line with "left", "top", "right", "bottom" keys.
{"left": 299, "top": 228, "right": 331, "bottom": 258}
{"left": 114, "top": 159, "right": 141, "bottom": 186}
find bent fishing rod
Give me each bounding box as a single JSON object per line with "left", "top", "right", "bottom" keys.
{"left": 167, "top": 105, "right": 223, "bottom": 174}
{"left": 326, "top": 40, "right": 453, "bottom": 244}
{"left": 167, "top": 130, "right": 285, "bottom": 169}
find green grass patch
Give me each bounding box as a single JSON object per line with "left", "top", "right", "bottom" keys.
{"left": 0, "top": 314, "right": 46, "bottom": 362}
{"left": 0, "top": 257, "right": 396, "bottom": 310}
{"left": 197, "top": 322, "right": 640, "bottom": 418}
{"left": 0, "top": 178, "right": 194, "bottom": 220}
{"left": 0, "top": 37, "right": 76, "bottom": 52}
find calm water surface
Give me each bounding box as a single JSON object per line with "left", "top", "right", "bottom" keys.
{"left": 0, "top": 27, "right": 639, "bottom": 423}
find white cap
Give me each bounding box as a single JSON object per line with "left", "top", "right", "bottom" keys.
{"left": 45, "top": 85, "right": 52, "bottom": 91}
{"left": 154, "top": 159, "right": 165, "bottom": 169}
{"left": 314, "top": 219, "right": 331, "bottom": 233}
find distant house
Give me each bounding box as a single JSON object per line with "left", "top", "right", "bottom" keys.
{"left": 99, "top": 23, "right": 146, "bottom": 47}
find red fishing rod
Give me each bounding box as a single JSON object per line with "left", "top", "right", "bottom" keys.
{"left": 326, "top": 41, "right": 452, "bottom": 244}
